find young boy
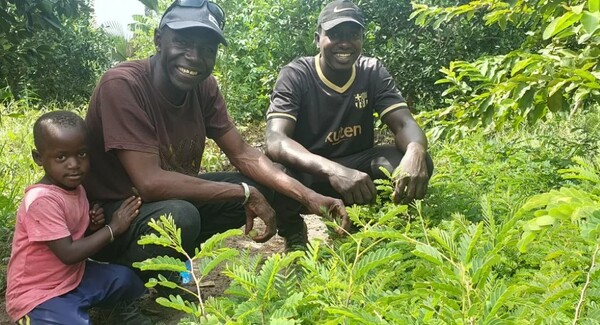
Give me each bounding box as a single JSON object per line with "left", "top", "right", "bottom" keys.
{"left": 5, "top": 111, "right": 150, "bottom": 324}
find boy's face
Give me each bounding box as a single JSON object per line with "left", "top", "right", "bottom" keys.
{"left": 32, "top": 126, "right": 90, "bottom": 191}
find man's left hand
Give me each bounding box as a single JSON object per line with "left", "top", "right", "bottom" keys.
{"left": 393, "top": 143, "right": 429, "bottom": 204}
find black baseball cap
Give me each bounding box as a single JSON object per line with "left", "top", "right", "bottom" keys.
{"left": 317, "top": 0, "right": 365, "bottom": 31}
{"left": 159, "top": 0, "right": 227, "bottom": 45}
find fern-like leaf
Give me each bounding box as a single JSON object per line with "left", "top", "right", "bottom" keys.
{"left": 199, "top": 248, "right": 238, "bottom": 276}
{"left": 133, "top": 255, "right": 186, "bottom": 272}
{"left": 412, "top": 243, "right": 444, "bottom": 266}
{"left": 353, "top": 247, "right": 403, "bottom": 280}
{"left": 195, "top": 229, "right": 243, "bottom": 258}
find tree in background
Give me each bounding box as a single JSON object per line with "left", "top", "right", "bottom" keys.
{"left": 0, "top": 0, "right": 113, "bottom": 105}
{"left": 412, "top": 0, "right": 600, "bottom": 139}
{"left": 362, "top": 0, "right": 526, "bottom": 110}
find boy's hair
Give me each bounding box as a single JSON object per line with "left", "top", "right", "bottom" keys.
{"left": 33, "top": 111, "right": 86, "bottom": 151}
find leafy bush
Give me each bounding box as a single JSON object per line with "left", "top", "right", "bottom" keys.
{"left": 1, "top": 0, "right": 113, "bottom": 105}
{"left": 362, "top": 0, "right": 526, "bottom": 110}
{"left": 412, "top": 0, "right": 600, "bottom": 137}
{"left": 424, "top": 108, "right": 600, "bottom": 222}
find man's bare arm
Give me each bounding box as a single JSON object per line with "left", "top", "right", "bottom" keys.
{"left": 265, "top": 118, "right": 376, "bottom": 205}
{"left": 383, "top": 109, "right": 430, "bottom": 203}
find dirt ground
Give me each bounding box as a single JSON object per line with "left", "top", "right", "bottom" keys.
{"left": 0, "top": 215, "right": 328, "bottom": 324}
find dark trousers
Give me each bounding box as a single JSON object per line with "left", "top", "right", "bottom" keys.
{"left": 92, "top": 172, "right": 273, "bottom": 280}
{"left": 20, "top": 261, "right": 146, "bottom": 324}
{"left": 272, "top": 144, "right": 434, "bottom": 237}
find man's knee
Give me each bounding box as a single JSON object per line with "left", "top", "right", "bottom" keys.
{"left": 148, "top": 200, "right": 201, "bottom": 231}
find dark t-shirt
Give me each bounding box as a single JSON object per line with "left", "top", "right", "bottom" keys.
{"left": 85, "top": 58, "right": 234, "bottom": 201}
{"left": 266, "top": 55, "right": 407, "bottom": 158}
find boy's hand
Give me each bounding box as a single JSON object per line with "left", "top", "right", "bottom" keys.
{"left": 108, "top": 196, "right": 142, "bottom": 236}
{"left": 88, "top": 203, "right": 105, "bottom": 232}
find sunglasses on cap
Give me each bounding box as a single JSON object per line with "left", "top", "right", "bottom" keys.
{"left": 164, "top": 0, "right": 226, "bottom": 30}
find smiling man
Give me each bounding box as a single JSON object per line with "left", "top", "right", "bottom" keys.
{"left": 265, "top": 0, "right": 434, "bottom": 250}
{"left": 84, "top": 0, "right": 348, "bottom": 285}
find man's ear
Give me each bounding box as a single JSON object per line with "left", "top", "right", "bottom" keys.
{"left": 31, "top": 149, "right": 42, "bottom": 166}
{"left": 154, "top": 28, "right": 161, "bottom": 52}
{"left": 314, "top": 32, "right": 320, "bottom": 49}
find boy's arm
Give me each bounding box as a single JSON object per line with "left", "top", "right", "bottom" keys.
{"left": 46, "top": 196, "right": 141, "bottom": 265}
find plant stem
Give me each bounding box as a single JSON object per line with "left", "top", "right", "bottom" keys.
{"left": 573, "top": 242, "right": 600, "bottom": 325}
{"left": 184, "top": 253, "right": 205, "bottom": 317}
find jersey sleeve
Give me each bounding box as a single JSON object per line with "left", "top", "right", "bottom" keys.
{"left": 372, "top": 61, "right": 408, "bottom": 119}
{"left": 24, "top": 196, "right": 71, "bottom": 242}
{"left": 266, "top": 66, "right": 304, "bottom": 122}
{"left": 95, "top": 77, "right": 159, "bottom": 154}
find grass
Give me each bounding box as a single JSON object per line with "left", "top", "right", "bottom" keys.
{"left": 0, "top": 104, "right": 45, "bottom": 293}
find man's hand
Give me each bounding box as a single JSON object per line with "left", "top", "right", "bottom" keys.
{"left": 243, "top": 186, "right": 277, "bottom": 243}
{"left": 88, "top": 203, "right": 105, "bottom": 232}
{"left": 305, "top": 193, "right": 350, "bottom": 235}
{"left": 329, "top": 166, "right": 377, "bottom": 205}
{"left": 393, "top": 143, "right": 429, "bottom": 204}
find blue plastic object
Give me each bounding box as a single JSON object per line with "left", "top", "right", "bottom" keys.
{"left": 180, "top": 260, "right": 192, "bottom": 284}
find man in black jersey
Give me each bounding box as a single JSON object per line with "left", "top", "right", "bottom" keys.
{"left": 265, "top": 0, "right": 433, "bottom": 250}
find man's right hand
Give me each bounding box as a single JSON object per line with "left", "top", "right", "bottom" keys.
{"left": 243, "top": 186, "right": 277, "bottom": 243}
{"left": 328, "top": 166, "right": 377, "bottom": 205}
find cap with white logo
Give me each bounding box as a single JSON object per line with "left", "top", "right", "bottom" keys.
{"left": 159, "top": 3, "right": 227, "bottom": 45}
{"left": 317, "top": 0, "right": 365, "bottom": 31}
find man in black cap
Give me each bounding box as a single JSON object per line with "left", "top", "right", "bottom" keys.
{"left": 84, "top": 0, "right": 349, "bottom": 282}
{"left": 266, "top": 0, "right": 434, "bottom": 250}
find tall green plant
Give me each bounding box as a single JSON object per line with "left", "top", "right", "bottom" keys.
{"left": 133, "top": 214, "right": 241, "bottom": 323}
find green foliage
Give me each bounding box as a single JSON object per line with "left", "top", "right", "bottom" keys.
{"left": 129, "top": 0, "right": 170, "bottom": 60}
{"left": 0, "top": 0, "right": 113, "bottom": 105}
{"left": 133, "top": 214, "right": 242, "bottom": 322}
{"left": 518, "top": 155, "right": 600, "bottom": 246}
{"left": 423, "top": 117, "right": 597, "bottom": 222}
{"left": 142, "top": 178, "right": 599, "bottom": 323}
{"left": 362, "top": 0, "right": 526, "bottom": 110}
{"left": 412, "top": 0, "right": 600, "bottom": 138}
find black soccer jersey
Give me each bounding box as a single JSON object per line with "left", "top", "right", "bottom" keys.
{"left": 267, "top": 54, "right": 407, "bottom": 158}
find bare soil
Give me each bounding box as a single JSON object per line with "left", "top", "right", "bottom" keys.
{"left": 0, "top": 215, "right": 328, "bottom": 324}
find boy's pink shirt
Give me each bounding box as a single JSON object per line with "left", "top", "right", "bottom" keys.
{"left": 5, "top": 184, "right": 89, "bottom": 321}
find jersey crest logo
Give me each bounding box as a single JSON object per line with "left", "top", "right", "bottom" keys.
{"left": 354, "top": 92, "right": 368, "bottom": 109}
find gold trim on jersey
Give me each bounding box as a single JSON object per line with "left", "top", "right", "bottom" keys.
{"left": 380, "top": 102, "right": 408, "bottom": 118}
{"left": 315, "top": 54, "right": 356, "bottom": 94}
{"left": 267, "top": 112, "right": 297, "bottom": 121}
{"left": 18, "top": 315, "right": 31, "bottom": 325}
